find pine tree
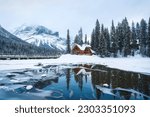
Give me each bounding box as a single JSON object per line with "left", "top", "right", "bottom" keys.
{"left": 91, "top": 29, "right": 95, "bottom": 50}
{"left": 78, "top": 28, "right": 83, "bottom": 45}
{"left": 147, "top": 18, "right": 150, "bottom": 57}
{"left": 140, "top": 19, "right": 147, "bottom": 56}
{"left": 122, "top": 18, "right": 131, "bottom": 57}
{"left": 66, "top": 29, "right": 71, "bottom": 54}
{"left": 116, "top": 23, "right": 123, "bottom": 55}
{"left": 74, "top": 35, "right": 79, "bottom": 44}
{"left": 136, "top": 23, "right": 140, "bottom": 43}
{"left": 104, "top": 28, "right": 110, "bottom": 56}
{"left": 74, "top": 28, "right": 83, "bottom": 46}
{"left": 131, "top": 22, "right": 137, "bottom": 56}
{"left": 110, "top": 20, "right": 118, "bottom": 57}
{"left": 99, "top": 24, "right": 104, "bottom": 56}
{"left": 95, "top": 19, "right": 100, "bottom": 53}
{"left": 135, "top": 22, "right": 140, "bottom": 54}
{"left": 84, "top": 34, "right": 88, "bottom": 44}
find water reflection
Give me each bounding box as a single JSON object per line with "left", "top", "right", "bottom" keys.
{"left": 0, "top": 64, "right": 150, "bottom": 100}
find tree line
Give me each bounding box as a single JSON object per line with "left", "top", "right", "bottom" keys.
{"left": 91, "top": 17, "right": 150, "bottom": 57}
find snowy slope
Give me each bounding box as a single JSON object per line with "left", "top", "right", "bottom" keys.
{"left": 0, "top": 25, "right": 26, "bottom": 43}
{"left": 13, "top": 24, "right": 66, "bottom": 51}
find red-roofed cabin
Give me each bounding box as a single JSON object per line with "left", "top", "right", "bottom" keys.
{"left": 72, "top": 44, "right": 94, "bottom": 55}
{"left": 72, "top": 44, "right": 84, "bottom": 55}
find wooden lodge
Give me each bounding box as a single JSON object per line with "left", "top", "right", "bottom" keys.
{"left": 72, "top": 44, "right": 94, "bottom": 55}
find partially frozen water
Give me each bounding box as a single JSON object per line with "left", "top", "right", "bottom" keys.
{"left": 0, "top": 64, "right": 150, "bottom": 100}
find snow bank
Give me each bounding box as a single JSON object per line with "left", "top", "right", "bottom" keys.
{"left": 0, "top": 54, "right": 150, "bottom": 74}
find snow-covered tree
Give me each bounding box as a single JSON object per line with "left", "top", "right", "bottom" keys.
{"left": 74, "top": 35, "right": 79, "bottom": 44}
{"left": 91, "top": 29, "right": 95, "bottom": 50}
{"left": 147, "top": 18, "right": 150, "bottom": 57}
{"left": 74, "top": 28, "right": 83, "bottom": 46}
{"left": 136, "top": 23, "right": 140, "bottom": 42}
{"left": 131, "top": 22, "right": 138, "bottom": 56}
{"left": 98, "top": 24, "right": 107, "bottom": 57}
{"left": 122, "top": 18, "right": 131, "bottom": 57}
{"left": 110, "top": 20, "right": 118, "bottom": 57}
{"left": 66, "top": 29, "right": 71, "bottom": 54}
{"left": 78, "top": 28, "right": 83, "bottom": 45}
{"left": 95, "top": 19, "right": 100, "bottom": 53}
{"left": 84, "top": 34, "right": 88, "bottom": 44}
{"left": 104, "top": 28, "right": 110, "bottom": 56}
{"left": 116, "top": 23, "right": 123, "bottom": 55}
{"left": 140, "top": 19, "right": 147, "bottom": 56}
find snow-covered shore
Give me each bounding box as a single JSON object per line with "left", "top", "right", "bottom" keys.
{"left": 0, "top": 54, "right": 150, "bottom": 74}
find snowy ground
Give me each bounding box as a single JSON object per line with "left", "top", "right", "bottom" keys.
{"left": 0, "top": 54, "right": 150, "bottom": 74}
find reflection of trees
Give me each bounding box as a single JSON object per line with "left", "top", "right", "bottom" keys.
{"left": 73, "top": 67, "right": 90, "bottom": 92}
{"left": 91, "top": 65, "right": 150, "bottom": 99}
{"left": 78, "top": 74, "right": 83, "bottom": 91}
{"left": 66, "top": 69, "right": 71, "bottom": 90}
{"left": 91, "top": 65, "right": 111, "bottom": 89}
{"left": 85, "top": 75, "right": 88, "bottom": 83}
{"left": 73, "top": 73, "right": 83, "bottom": 91}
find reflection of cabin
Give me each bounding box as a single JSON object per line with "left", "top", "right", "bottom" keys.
{"left": 73, "top": 64, "right": 93, "bottom": 75}
{"left": 72, "top": 44, "right": 94, "bottom": 55}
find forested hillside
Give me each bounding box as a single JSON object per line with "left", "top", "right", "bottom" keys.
{"left": 0, "top": 25, "right": 60, "bottom": 56}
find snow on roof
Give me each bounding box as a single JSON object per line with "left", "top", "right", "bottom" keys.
{"left": 72, "top": 43, "right": 91, "bottom": 50}
{"left": 91, "top": 50, "right": 95, "bottom": 54}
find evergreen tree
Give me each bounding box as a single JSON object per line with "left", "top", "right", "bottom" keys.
{"left": 110, "top": 20, "right": 118, "bottom": 57}
{"left": 99, "top": 24, "right": 106, "bottom": 56}
{"left": 84, "top": 34, "right": 88, "bottom": 44}
{"left": 135, "top": 22, "right": 140, "bottom": 54}
{"left": 136, "top": 23, "right": 140, "bottom": 43}
{"left": 91, "top": 29, "right": 95, "bottom": 50}
{"left": 104, "top": 28, "right": 110, "bottom": 56}
{"left": 78, "top": 28, "right": 83, "bottom": 45}
{"left": 140, "top": 19, "right": 147, "bottom": 56}
{"left": 74, "top": 28, "right": 83, "bottom": 45}
{"left": 95, "top": 19, "right": 100, "bottom": 53}
{"left": 74, "top": 35, "right": 79, "bottom": 44}
{"left": 66, "top": 29, "right": 71, "bottom": 54}
{"left": 147, "top": 18, "right": 150, "bottom": 57}
{"left": 116, "top": 23, "right": 123, "bottom": 55}
{"left": 122, "top": 18, "right": 131, "bottom": 57}
{"left": 131, "top": 22, "right": 137, "bottom": 56}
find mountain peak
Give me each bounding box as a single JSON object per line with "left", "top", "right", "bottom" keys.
{"left": 13, "top": 24, "right": 66, "bottom": 51}
{"left": 14, "top": 24, "right": 59, "bottom": 37}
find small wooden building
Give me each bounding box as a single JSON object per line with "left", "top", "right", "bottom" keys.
{"left": 72, "top": 44, "right": 84, "bottom": 55}
{"left": 72, "top": 44, "right": 94, "bottom": 55}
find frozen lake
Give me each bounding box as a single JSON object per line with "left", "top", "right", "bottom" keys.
{"left": 0, "top": 64, "right": 150, "bottom": 100}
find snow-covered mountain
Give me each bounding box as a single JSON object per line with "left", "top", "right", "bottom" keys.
{"left": 0, "top": 25, "right": 26, "bottom": 43}
{"left": 13, "top": 25, "right": 66, "bottom": 51}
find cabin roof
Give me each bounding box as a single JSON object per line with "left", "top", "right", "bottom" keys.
{"left": 72, "top": 43, "right": 91, "bottom": 51}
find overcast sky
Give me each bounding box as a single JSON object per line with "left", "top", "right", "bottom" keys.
{"left": 0, "top": 0, "right": 150, "bottom": 38}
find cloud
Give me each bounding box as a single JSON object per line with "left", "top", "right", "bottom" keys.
{"left": 0, "top": 0, "right": 150, "bottom": 38}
